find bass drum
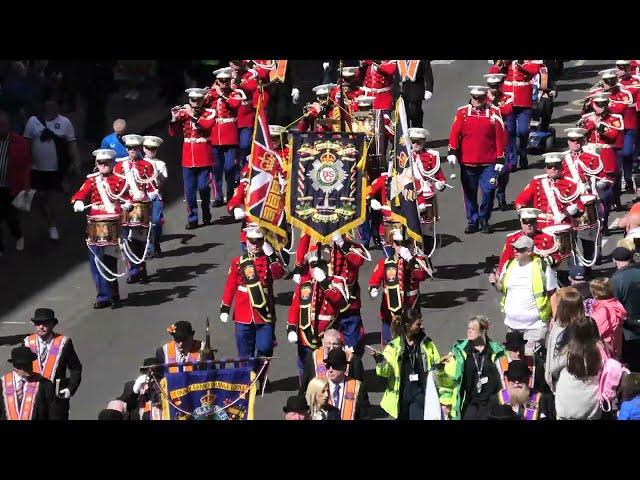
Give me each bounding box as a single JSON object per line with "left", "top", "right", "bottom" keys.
{"left": 87, "top": 214, "right": 121, "bottom": 246}
{"left": 122, "top": 201, "right": 152, "bottom": 228}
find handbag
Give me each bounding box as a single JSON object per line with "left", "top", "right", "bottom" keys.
{"left": 11, "top": 189, "right": 36, "bottom": 212}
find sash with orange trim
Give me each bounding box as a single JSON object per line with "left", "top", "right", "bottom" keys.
{"left": 313, "top": 348, "right": 327, "bottom": 378}
{"left": 269, "top": 60, "right": 288, "bottom": 83}
{"left": 398, "top": 60, "right": 420, "bottom": 82}
{"left": 25, "top": 334, "right": 67, "bottom": 381}
{"left": 498, "top": 388, "right": 541, "bottom": 420}
{"left": 163, "top": 340, "right": 202, "bottom": 373}
{"left": 2, "top": 373, "right": 40, "bottom": 420}
{"left": 331, "top": 378, "right": 361, "bottom": 421}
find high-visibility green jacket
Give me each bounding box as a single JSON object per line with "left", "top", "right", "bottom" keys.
{"left": 500, "top": 257, "right": 552, "bottom": 323}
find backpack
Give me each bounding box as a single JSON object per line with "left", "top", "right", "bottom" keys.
{"left": 597, "top": 354, "right": 629, "bottom": 412}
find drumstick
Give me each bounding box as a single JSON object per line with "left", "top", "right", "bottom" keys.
{"left": 424, "top": 174, "right": 454, "bottom": 189}
{"left": 82, "top": 202, "right": 101, "bottom": 211}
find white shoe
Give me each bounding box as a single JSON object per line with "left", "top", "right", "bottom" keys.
{"left": 48, "top": 227, "right": 60, "bottom": 241}
{"left": 15, "top": 237, "right": 24, "bottom": 251}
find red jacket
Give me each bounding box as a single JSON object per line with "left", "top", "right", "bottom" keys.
{"left": 448, "top": 104, "right": 505, "bottom": 166}
{"left": 70, "top": 172, "right": 129, "bottom": 216}
{"left": 369, "top": 255, "right": 428, "bottom": 323}
{"left": 168, "top": 107, "right": 216, "bottom": 168}
{"left": 514, "top": 175, "right": 584, "bottom": 228}
{"left": 561, "top": 150, "right": 603, "bottom": 185}
{"left": 4, "top": 133, "right": 30, "bottom": 197}
{"left": 113, "top": 158, "right": 157, "bottom": 200}
{"left": 358, "top": 60, "right": 397, "bottom": 111}
{"left": 296, "top": 101, "right": 332, "bottom": 132}
{"left": 220, "top": 254, "right": 286, "bottom": 325}
{"left": 236, "top": 67, "right": 271, "bottom": 128}
{"left": 580, "top": 111, "right": 623, "bottom": 174}
{"left": 487, "top": 90, "right": 514, "bottom": 118}
{"left": 227, "top": 176, "right": 248, "bottom": 243}
{"left": 497, "top": 229, "right": 562, "bottom": 273}
{"left": 588, "top": 85, "right": 636, "bottom": 131}
{"left": 205, "top": 88, "right": 245, "bottom": 146}
{"left": 619, "top": 74, "right": 640, "bottom": 114}
{"left": 489, "top": 61, "right": 540, "bottom": 108}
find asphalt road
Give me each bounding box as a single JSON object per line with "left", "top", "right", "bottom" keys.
{"left": 0, "top": 60, "right": 629, "bottom": 419}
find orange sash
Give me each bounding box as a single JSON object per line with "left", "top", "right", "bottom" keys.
{"left": 2, "top": 373, "right": 39, "bottom": 420}
{"left": 270, "top": 60, "right": 288, "bottom": 82}
{"left": 26, "top": 334, "right": 67, "bottom": 381}
{"left": 313, "top": 349, "right": 327, "bottom": 379}
{"left": 164, "top": 340, "right": 202, "bottom": 373}
{"left": 330, "top": 379, "right": 360, "bottom": 421}
{"left": 398, "top": 60, "right": 420, "bottom": 82}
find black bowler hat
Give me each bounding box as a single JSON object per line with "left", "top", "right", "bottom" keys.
{"left": 139, "top": 357, "right": 159, "bottom": 373}
{"left": 8, "top": 346, "right": 37, "bottom": 367}
{"left": 504, "top": 331, "right": 527, "bottom": 353}
{"left": 505, "top": 359, "right": 532, "bottom": 383}
{"left": 31, "top": 308, "right": 58, "bottom": 326}
{"left": 283, "top": 395, "right": 309, "bottom": 414}
{"left": 324, "top": 348, "right": 348, "bottom": 370}
{"left": 167, "top": 321, "right": 194, "bottom": 341}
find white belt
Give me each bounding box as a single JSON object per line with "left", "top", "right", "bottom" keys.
{"left": 592, "top": 143, "right": 613, "bottom": 149}
{"left": 504, "top": 81, "right": 530, "bottom": 87}
{"left": 216, "top": 118, "right": 237, "bottom": 124}
{"left": 362, "top": 86, "right": 391, "bottom": 94}
{"left": 241, "top": 100, "right": 250, "bottom": 106}
{"left": 317, "top": 314, "right": 334, "bottom": 321}
{"left": 184, "top": 137, "right": 209, "bottom": 144}
{"left": 238, "top": 286, "right": 248, "bottom": 292}
{"left": 406, "top": 289, "right": 419, "bottom": 296}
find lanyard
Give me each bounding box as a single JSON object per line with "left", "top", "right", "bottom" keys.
{"left": 472, "top": 351, "right": 485, "bottom": 378}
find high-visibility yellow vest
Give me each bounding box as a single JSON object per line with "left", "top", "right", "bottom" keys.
{"left": 500, "top": 257, "right": 552, "bottom": 323}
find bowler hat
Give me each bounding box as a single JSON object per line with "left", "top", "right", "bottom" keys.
{"left": 324, "top": 348, "right": 348, "bottom": 370}
{"left": 31, "top": 308, "right": 58, "bottom": 325}
{"left": 504, "top": 359, "right": 531, "bottom": 382}
{"left": 8, "top": 346, "right": 37, "bottom": 367}
{"left": 167, "top": 321, "right": 194, "bottom": 341}
{"left": 503, "top": 331, "right": 526, "bottom": 353}
{"left": 283, "top": 395, "right": 309, "bottom": 414}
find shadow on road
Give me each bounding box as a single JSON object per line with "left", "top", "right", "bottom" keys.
{"left": 268, "top": 375, "right": 299, "bottom": 393}
{"left": 490, "top": 218, "right": 521, "bottom": 233}
{"left": 368, "top": 404, "right": 390, "bottom": 420}
{"left": 562, "top": 64, "right": 611, "bottom": 81}
{"left": 160, "top": 242, "right": 223, "bottom": 258}
{"left": 125, "top": 285, "right": 197, "bottom": 307}
{"left": 433, "top": 262, "right": 485, "bottom": 280}
{"left": 275, "top": 291, "right": 294, "bottom": 306}
{"left": 0, "top": 333, "right": 29, "bottom": 346}
{"left": 210, "top": 216, "right": 238, "bottom": 226}
{"left": 150, "top": 263, "right": 218, "bottom": 283}
{"left": 420, "top": 288, "right": 487, "bottom": 308}
{"left": 160, "top": 233, "right": 196, "bottom": 244}
{"left": 438, "top": 233, "right": 463, "bottom": 249}
{"left": 557, "top": 82, "right": 593, "bottom": 92}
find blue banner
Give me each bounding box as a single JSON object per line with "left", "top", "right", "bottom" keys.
{"left": 161, "top": 361, "right": 258, "bottom": 420}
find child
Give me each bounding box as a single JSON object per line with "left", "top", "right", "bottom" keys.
{"left": 589, "top": 278, "right": 627, "bottom": 359}
{"left": 618, "top": 373, "right": 640, "bottom": 420}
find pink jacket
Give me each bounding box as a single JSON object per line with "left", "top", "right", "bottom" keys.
{"left": 590, "top": 298, "right": 627, "bottom": 360}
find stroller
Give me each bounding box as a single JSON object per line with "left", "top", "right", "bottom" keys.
{"left": 527, "top": 63, "right": 556, "bottom": 154}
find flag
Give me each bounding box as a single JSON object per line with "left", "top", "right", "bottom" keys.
{"left": 389, "top": 97, "right": 422, "bottom": 243}
{"left": 286, "top": 131, "right": 368, "bottom": 243}
{"left": 246, "top": 92, "right": 287, "bottom": 246}
{"left": 161, "top": 360, "right": 258, "bottom": 420}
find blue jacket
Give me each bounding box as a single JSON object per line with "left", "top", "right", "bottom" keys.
{"left": 618, "top": 396, "right": 640, "bottom": 420}
{"left": 100, "top": 133, "right": 127, "bottom": 159}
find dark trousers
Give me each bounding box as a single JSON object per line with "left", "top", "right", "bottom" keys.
{"left": 88, "top": 246, "right": 120, "bottom": 303}
{"left": 234, "top": 322, "right": 274, "bottom": 358}
{"left": 238, "top": 127, "right": 253, "bottom": 170}
{"left": 462, "top": 400, "right": 492, "bottom": 420}
{"left": 622, "top": 338, "right": 640, "bottom": 373}
{"left": 212, "top": 145, "right": 238, "bottom": 202}
{"left": 55, "top": 398, "right": 70, "bottom": 420}
{"left": 0, "top": 188, "right": 22, "bottom": 250}
{"left": 122, "top": 227, "right": 147, "bottom": 280}
{"left": 398, "top": 382, "right": 425, "bottom": 420}
{"left": 460, "top": 164, "right": 497, "bottom": 226}
{"left": 405, "top": 99, "right": 424, "bottom": 128}
{"left": 618, "top": 129, "right": 637, "bottom": 189}
{"left": 506, "top": 107, "right": 532, "bottom": 168}
{"left": 182, "top": 166, "right": 212, "bottom": 224}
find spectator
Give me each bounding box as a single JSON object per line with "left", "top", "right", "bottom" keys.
{"left": 305, "top": 376, "right": 340, "bottom": 420}
{"left": 497, "top": 330, "right": 550, "bottom": 394}
{"left": 0, "top": 110, "right": 29, "bottom": 254}
{"left": 545, "top": 287, "right": 585, "bottom": 393}
{"left": 438, "top": 315, "right": 506, "bottom": 420}
{"left": 372, "top": 308, "right": 441, "bottom": 420}
{"left": 589, "top": 277, "right": 626, "bottom": 359}
{"left": 610, "top": 246, "right": 640, "bottom": 372}
{"left": 23, "top": 99, "right": 79, "bottom": 241}
{"left": 324, "top": 348, "right": 370, "bottom": 420}
{"left": 552, "top": 316, "right": 605, "bottom": 420}
{"left": 618, "top": 373, "right": 640, "bottom": 420}
{"left": 282, "top": 395, "right": 309, "bottom": 421}
{"left": 489, "top": 235, "right": 557, "bottom": 351}
{"left": 100, "top": 119, "right": 128, "bottom": 159}
{"left": 567, "top": 264, "right": 593, "bottom": 313}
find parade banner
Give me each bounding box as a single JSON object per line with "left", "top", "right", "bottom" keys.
{"left": 397, "top": 60, "right": 420, "bottom": 82}
{"left": 247, "top": 93, "right": 287, "bottom": 247}
{"left": 389, "top": 97, "right": 423, "bottom": 243}
{"left": 160, "top": 361, "right": 257, "bottom": 420}
{"left": 286, "top": 131, "right": 368, "bottom": 243}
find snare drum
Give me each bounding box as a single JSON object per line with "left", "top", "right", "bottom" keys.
{"left": 383, "top": 221, "right": 402, "bottom": 245}
{"left": 421, "top": 195, "right": 439, "bottom": 225}
{"left": 87, "top": 214, "right": 121, "bottom": 246}
{"left": 542, "top": 224, "right": 573, "bottom": 259}
{"left": 122, "top": 201, "right": 152, "bottom": 228}
{"left": 572, "top": 195, "right": 598, "bottom": 231}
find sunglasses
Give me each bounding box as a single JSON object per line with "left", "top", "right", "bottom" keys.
{"left": 546, "top": 164, "right": 562, "bottom": 170}
{"left": 471, "top": 95, "right": 486, "bottom": 100}
{"left": 126, "top": 146, "right": 139, "bottom": 150}
{"left": 514, "top": 247, "right": 530, "bottom": 253}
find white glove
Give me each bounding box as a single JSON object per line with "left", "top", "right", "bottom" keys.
{"left": 494, "top": 163, "right": 504, "bottom": 173}
{"left": 132, "top": 192, "right": 144, "bottom": 202}
{"left": 262, "top": 242, "right": 274, "bottom": 256}
{"left": 293, "top": 273, "right": 301, "bottom": 284}
{"left": 233, "top": 208, "right": 246, "bottom": 220}
{"left": 332, "top": 233, "right": 344, "bottom": 248}
{"left": 370, "top": 287, "right": 379, "bottom": 298}
{"left": 291, "top": 88, "right": 300, "bottom": 104}
{"left": 148, "top": 190, "right": 159, "bottom": 201}
{"left": 287, "top": 331, "right": 298, "bottom": 344}
{"left": 220, "top": 312, "right": 229, "bottom": 323}
{"left": 424, "top": 91, "right": 433, "bottom": 101}
{"left": 58, "top": 388, "right": 71, "bottom": 399}
{"left": 122, "top": 201, "right": 133, "bottom": 212}
{"left": 418, "top": 203, "right": 427, "bottom": 213}
{"left": 566, "top": 204, "right": 579, "bottom": 216}
{"left": 322, "top": 62, "right": 330, "bottom": 71}
{"left": 596, "top": 180, "right": 610, "bottom": 190}
{"left": 313, "top": 267, "right": 327, "bottom": 283}
{"left": 399, "top": 247, "right": 413, "bottom": 261}
{"left": 435, "top": 181, "right": 446, "bottom": 191}
{"left": 132, "top": 374, "right": 147, "bottom": 395}
{"left": 447, "top": 155, "right": 457, "bottom": 167}
{"left": 73, "top": 200, "right": 85, "bottom": 212}
{"left": 370, "top": 199, "right": 383, "bottom": 211}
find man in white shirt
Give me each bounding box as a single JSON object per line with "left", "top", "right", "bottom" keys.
{"left": 490, "top": 235, "right": 557, "bottom": 351}
{"left": 23, "top": 99, "right": 80, "bottom": 240}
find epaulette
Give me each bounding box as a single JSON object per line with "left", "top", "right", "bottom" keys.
{"left": 533, "top": 174, "right": 547, "bottom": 179}
{"left": 86, "top": 172, "right": 100, "bottom": 178}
